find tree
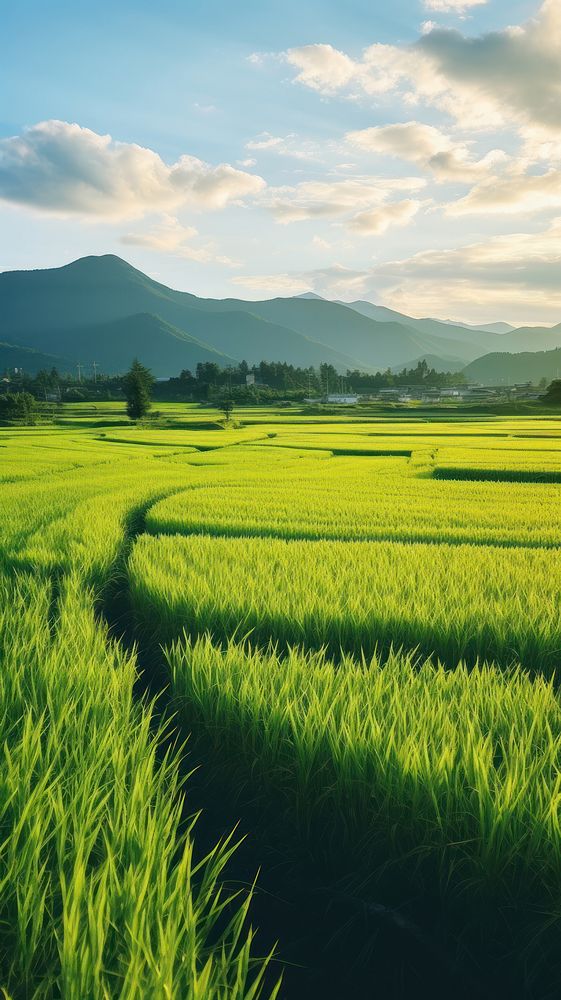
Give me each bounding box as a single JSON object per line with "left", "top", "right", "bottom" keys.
{"left": 123, "top": 359, "right": 154, "bottom": 420}
{"left": 319, "top": 363, "right": 338, "bottom": 395}
{"left": 0, "top": 391, "right": 37, "bottom": 425}
{"left": 541, "top": 379, "right": 561, "bottom": 405}
{"left": 218, "top": 395, "right": 234, "bottom": 423}
{"left": 196, "top": 362, "right": 221, "bottom": 384}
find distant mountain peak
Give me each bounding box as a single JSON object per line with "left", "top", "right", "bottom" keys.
{"left": 61, "top": 253, "right": 143, "bottom": 277}
{"left": 2, "top": 255, "right": 560, "bottom": 379}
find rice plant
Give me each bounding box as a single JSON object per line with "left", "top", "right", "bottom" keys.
{"left": 129, "top": 532, "right": 561, "bottom": 671}
{"left": 4, "top": 406, "right": 561, "bottom": 996}
{"left": 0, "top": 573, "right": 276, "bottom": 998}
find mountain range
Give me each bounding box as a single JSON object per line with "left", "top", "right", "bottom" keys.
{"left": 1, "top": 254, "right": 561, "bottom": 381}
{"left": 463, "top": 347, "right": 561, "bottom": 385}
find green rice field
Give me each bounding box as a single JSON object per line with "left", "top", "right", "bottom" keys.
{"left": 3, "top": 401, "right": 561, "bottom": 998}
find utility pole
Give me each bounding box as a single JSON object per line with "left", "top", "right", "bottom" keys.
{"left": 77, "top": 362, "right": 82, "bottom": 383}
{"left": 92, "top": 361, "right": 98, "bottom": 383}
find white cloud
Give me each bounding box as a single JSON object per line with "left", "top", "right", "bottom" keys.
{"left": 0, "top": 120, "right": 265, "bottom": 219}
{"left": 281, "top": 2, "right": 561, "bottom": 134}
{"left": 261, "top": 175, "right": 426, "bottom": 235}
{"left": 232, "top": 217, "right": 561, "bottom": 320}
{"left": 348, "top": 199, "right": 422, "bottom": 234}
{"left": 423, "top": 0, "right": 487, "bottom": 13}
{"left": 311, "top": 235, "right": 332, "bottom": 249}
{"left": 284, "top": 44, "right": 364, "bottom": 95}
{"left": 374, "top": 218, "right": 561, "bottom": 322}
{"left": 448, "top": 167, "right": 561, "bottom": 215}
{"left": 172, "top": 203, "right": 561, "bottom": 322}
{"left": 122, "top": 215, "right": 198, "bottom": 251}
{"left": 121, "top": 214, "right": 240, "bottom": 266}
{"left": 245, "top": 131, "right": 318, "bottom": 161}
{"left": 192, "top": 102, "right": 218, "bottom": 114}
{"left": 232, "top": 263, "right": 375, "bottom": 299}
{"left": 231, "top": 273, "right": 311, "bottom": 296}
{"left": 347, "top": 121, "right": 507, "bottom": 183}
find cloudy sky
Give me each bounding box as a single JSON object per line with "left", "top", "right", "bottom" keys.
{"left": 2, "top": 0, "right": 560, "bottom": 324}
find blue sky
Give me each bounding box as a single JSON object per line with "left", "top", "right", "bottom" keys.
{"left": 1, "top": 0, "right": 559, "bottom": 324}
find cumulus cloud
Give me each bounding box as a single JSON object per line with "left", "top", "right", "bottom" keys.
{"left": 121, "top": 214, "right": 240, "bottom": 266}
{"left": 122, "top": 215, "right": 199, "bottom": 251}
{"left": 233, "top": 218, "right": 561, "bottom": 319}
{"left": 416, "top": 2, "right": 561, "bottom": 132}
{"left": 448, "top": 167, "right": 561, "bottom": 216}
{"left": 260, "top": 175, "right": 426, "bottom": 235}
{"left": 348, "top": 199, "right": 421, "bottom": 234}
{"left": 284, "top": 44, "right": 364, "bottom": 95}
{"left": 347, "top": 121, "right": 507, "bottom": 183}
{"left": 375, "top": 218, "right": 561, "bottom": 322}
{"left": 0, "top": 120, "right": 265, "bottom": 219}
{"left": 281, "top": 2, "right": 561, "bottom": 134}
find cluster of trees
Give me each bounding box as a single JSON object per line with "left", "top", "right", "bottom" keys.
{"left": 166, "top": 361, "right": 323, "bottom": 397}
{"left": 347, "top": 360, "right": 465, "bottom": 389}
{"left": 6, "top": 367, "right": 125, "bottom": 402}
{"left": 0, "top": 392, "right": 37, "bottom": 424}
{"left": 542, "top": 379, "right": 561, "bottom": 405}
{"left": 165, "top": 358, "right": 465, "bottom": 398}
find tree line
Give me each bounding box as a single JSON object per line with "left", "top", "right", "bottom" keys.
{"left": 6, "top": 357, "right": 465, "bottom": 399}
{"left": 3, "top": 361, "right": 561, "bottom": 425}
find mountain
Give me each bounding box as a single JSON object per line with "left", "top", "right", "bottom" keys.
{"left": 463, "top": 347, "right": 561, "bottom": 385}
{"left": 496, "top": 323, "right": 561, "bottom": 354}
{"left": 337, "top": 299, "right": 501, "bottom": 355}
{"left": 18, "top": 313, "right": 238, "bottom": 375}
{"left": 439, "top": 319, "right": 515, "bottom": 335}
{"left": 196, "top": 294, "right": 475, "bottom": 368}
{"left": 0, "top": 341, "right": 68, "bottom": 374}
{"left": 340, "top": 299, "right": 515, "bottom": 339}
{"left": 0, "top": 256, "right": 365, "bottom": 376}
{"left": 1, "top": 255, "right": 558, "bottom": 379}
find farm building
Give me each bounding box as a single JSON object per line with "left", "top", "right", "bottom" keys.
{"left": 326, "top": 394, "right": 359, "bottom": 404}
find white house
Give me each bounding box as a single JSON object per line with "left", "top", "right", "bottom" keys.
{"left": 326, "top": 393, "right": 359, "bottom": 404}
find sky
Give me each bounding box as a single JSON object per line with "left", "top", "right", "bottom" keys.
{"left": 2, "top": 0, "right": 560, "bottom": 325}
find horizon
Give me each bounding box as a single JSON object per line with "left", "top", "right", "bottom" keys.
{"left": 2, "top": 1, "right": 559, "bottom": 327}
{"left": 0, "top": 251, "right": 555, "bottom": 332}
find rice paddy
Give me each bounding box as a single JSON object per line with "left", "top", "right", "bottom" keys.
{"left": 3, "top": 403, "right": 561, "bottom": 997}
